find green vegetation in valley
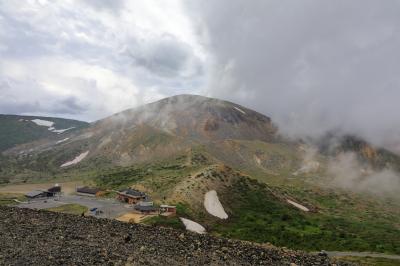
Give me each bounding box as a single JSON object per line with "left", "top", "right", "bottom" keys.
{"left": 93, "top": 150, "right": 211, "bottom": 194}
{"left": 144, "top": 216, "right": 184, "bottom": 230}
{"left": 46, "top": 204, "right": 88, "bottom": 215}
{"left": 91, "top": 151, "right": 400, "bottom": 255}
{"left": 211, "top": 177, "right": 400, "bottom": 254}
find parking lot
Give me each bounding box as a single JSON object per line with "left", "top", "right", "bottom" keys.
{"left": 17, "top": 195, "right": 134, "bottom": 219}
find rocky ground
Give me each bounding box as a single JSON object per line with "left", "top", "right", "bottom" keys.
{"left": 0, "top": 206, "right": 351, "bottom": 265}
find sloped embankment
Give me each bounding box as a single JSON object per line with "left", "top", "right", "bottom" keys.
{"left": 0, "top": 206, "right": 349, "bottom": 265}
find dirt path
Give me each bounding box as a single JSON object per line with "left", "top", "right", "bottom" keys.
{"left": 116, "top": 212, "right": 154, "bottom": 223}
{"left": 0, "top": 181, "right": 84, "bottom": 195}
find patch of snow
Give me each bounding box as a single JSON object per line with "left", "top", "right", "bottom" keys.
{"left": 204, "top": 190, "right": 228, "bottom": 219}
{"left": 31, "top": 119, "right": 74, "bottom": 134}
{"left": 31, "top": 119, "right": 54, "bottom": 127}
{"left": 180, "top": 217, "right": 206, "bottom": 234}
{"left": 234, "top": 106, "right": 246, "bottom": 115}
{"left": 52, "top": 127, "right": 75, "bottom": 134}
{"left": 56, "top": 138, "right": 69, "bottom": 144}
{"left": 286, "top": 199, "right": 309, "bottom": 212}
{"left": 61, "top": 151, "right": 89, "bottom": 167}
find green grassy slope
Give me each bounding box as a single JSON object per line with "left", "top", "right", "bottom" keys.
{"left": 46, "top": 204, "right": 88, "bottom": 215}
{"left": 212, "top": 178, "right": 400, "bottom": 254}
{"left": 84, "top": 149, "right": 400, "bottom": 254}
{"left": 0, "top": 114, "right": 89, "bottom": 152}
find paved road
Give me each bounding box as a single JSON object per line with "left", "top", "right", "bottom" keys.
{"left": 324, "top": 251, "right": 400, "bottom": 260}
{"left": 17, "top": 195, "right": 134, "bottom": 219}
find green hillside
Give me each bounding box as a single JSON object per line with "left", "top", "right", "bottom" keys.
{"left": 0, "top": 114, "right": 89, "bottom": 152}
{"left": 106, "top": 150, "right": 400, "bottom": 254}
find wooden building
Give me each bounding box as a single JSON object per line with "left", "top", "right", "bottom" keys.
{"left": 48, "top": 184, "right": 61, "bottom": 194}
{"left": 134, "top": 205, "right": 156, "bottom": 214}
{"left": 76, "top": 186, "right": 101, "bottom": 197}
{"left": 116, "top": 189, "right": 146, "bottom": 204}
{"left": 159, "top": 205, "right": 177, "bottom": 217}
{"left": 25, "top": 190, "right": 53, "bottom": 199}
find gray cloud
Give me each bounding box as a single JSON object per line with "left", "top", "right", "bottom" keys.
{"left": 51, "top": 96, "right": 88, "bottom": 115}
{"left": 123, "top": 33, "right": 202, "bottom": 78}
{"left": 81, "top": 0, "right": 125, "bottom": 12}
{"left": 0, "top": 1, "right": 204, "bottom": 121}
{"left": 0, "top": 77, "right": 88, "bottom": 118}
{"left": 188, "top": 0, "right": 400, "bottom": 152}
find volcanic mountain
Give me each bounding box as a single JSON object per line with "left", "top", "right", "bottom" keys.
{"left": 2, "top": 95, "right": 280, "bottom": 179}
{"left": 1, "top": 94, "right": 400, "bottom": 255}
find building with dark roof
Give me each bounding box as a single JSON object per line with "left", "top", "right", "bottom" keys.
{"left": 25, "top": 190, "right": 53, "bottom": 199}
{"left": 25, "top": 184, "right": 62, "bottom": 199}
{"left": 76, "top": 186, "right": 101, "bottom": 197}
{"left": 25, "top": 190, "right": 47, "bottom": 199}
{"left": 48, "top": 185, "right": 61, "bottom": 194}
{"left": 116, "top": 189, "right": 146, "bottom": 204}
{"left": 134, "top": 205, "right": 156, "bottom": 214}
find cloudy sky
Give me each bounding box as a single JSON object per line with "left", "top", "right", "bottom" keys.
{"left": 1, "top": 0, "right": 400, "bottom": 151}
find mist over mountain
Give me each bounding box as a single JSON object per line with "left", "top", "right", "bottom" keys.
{"left": 186, "top": 0, "right": 400, "bottom": 153}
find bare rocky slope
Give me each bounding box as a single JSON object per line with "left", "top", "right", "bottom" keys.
{"left": 0, "top": 206, "right": 349, "bottom": 266}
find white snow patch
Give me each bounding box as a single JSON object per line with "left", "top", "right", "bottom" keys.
{"left": 52, "top": 127, "right": 75, "bottom": 134}
{"left": 61, "top": 151, "right": 89, "bottom": 167}
{"left": 234, "top": 106, "right": 246, "bottom": 115}
{"left": 31, "top": 119, "right": 74, "bottom": 134}
{"left": 286, "top": 199, "right": 309, "bottom": 212}
{"left": 204, "top": 190, "right": 228, "bottom": 219}
{"left": 180, "top": 217, "right": 206, "bottom": 234}
{"left": 56, "top": 138, "right": 69, "bottom": 144}
{"left": 31, "top": 119, "right": 54, "bottom": 127}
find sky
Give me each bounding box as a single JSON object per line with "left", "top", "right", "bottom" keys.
{"left": 1, "top": 0, "right": 400, "bottom": 151}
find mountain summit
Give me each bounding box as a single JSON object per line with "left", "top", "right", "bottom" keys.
{"left": 95, "top": 94, "right": 277, "bottom": 142}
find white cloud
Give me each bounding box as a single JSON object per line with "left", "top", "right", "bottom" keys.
{"left": 0, "top": 0, "right": 205, "bottom": 121}
{"left": 0, "top": 56, "right": 167, "bottom": 120}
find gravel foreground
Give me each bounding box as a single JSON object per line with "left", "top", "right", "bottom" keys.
{"left": 0, "top": 206, "right": 351, "bottom": 266}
